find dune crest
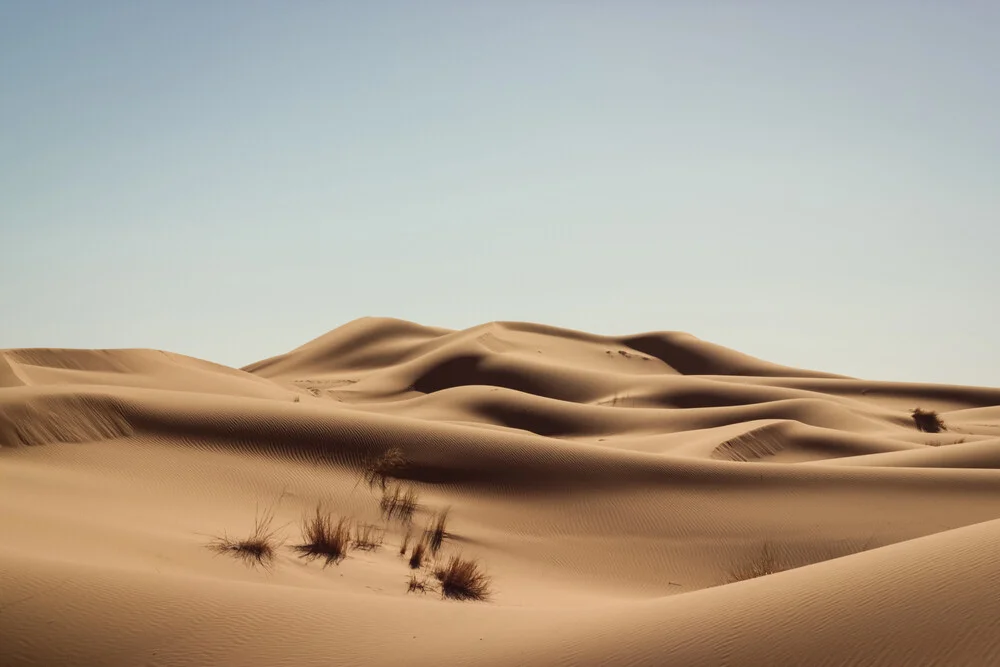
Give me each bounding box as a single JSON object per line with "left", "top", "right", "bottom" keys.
{"left": 3, "top": 317, "right": 1000, "bottom": 666}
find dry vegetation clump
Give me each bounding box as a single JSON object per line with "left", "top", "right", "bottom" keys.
{"left": 425, "top": 507, "right": 450, "bottom": 554}
{"left": 400, "top": 529, "right": 412, "bottom": 556}
{"left": 352, "top": 522, "right": 385, "bottom": 551}
{"left": 380, "top": 483, "right": 419, "bottom": 522}
{"left": 293, "top": 507, "right": 352, "bottom": 566}
{"left": 407, "top": 574, "right": 433, "bottom": 594}
{"left": 434, "top": 555, "right": 492, "bottom": 601}
{"left": 208, "top": 506, "right": 283, "bottom": 570}
{"left": 360, "top": 447, "right": 408, "bottom": 491}
{"left": 409, "top": 541, "right": 427, "bottom": 569}
{"left": 727, "top": 543, "right": 781, "bottom": 583}
{"left": 911, "top": 408, "right": 946, "bottom": 433}
{"left": 926, "top": 437, "right": 966, "bottom": 447}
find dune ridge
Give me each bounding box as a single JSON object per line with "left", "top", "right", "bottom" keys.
{"left": 3, "top": 317, "right": 999, "bottom": 666}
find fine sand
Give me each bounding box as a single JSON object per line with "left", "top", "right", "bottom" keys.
{"left": 3, "top": 318, "right": 1000, "bottom": 666}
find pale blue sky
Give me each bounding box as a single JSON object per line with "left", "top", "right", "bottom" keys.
{"left": 2, "top": 1, "right": 997, "bottom": 386}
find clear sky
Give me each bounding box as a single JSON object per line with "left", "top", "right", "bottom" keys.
{"left": 2, "top": 1, "right": 997, "bottom": 386}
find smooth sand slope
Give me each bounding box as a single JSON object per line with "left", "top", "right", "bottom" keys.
{"left": 3, "top": 318, "right": 1000, "bottom": 666}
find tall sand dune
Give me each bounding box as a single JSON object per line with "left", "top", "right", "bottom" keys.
{"left": 3, "top": 318, "right": 1000, "bottom": 665}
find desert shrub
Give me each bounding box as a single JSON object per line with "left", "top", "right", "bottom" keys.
{"left": 352, "top": 522, "right": 385, "bottom": 551}
{"left": 293, "top": 508, "right": 352, "bottom": 566}
{"left": 727, "top": 543, "right": 781, "bottom": 583}
{"left": 409, "top": 541, "right": 426, "bottom": 569}
{"left": 425, "top": 507, "right": 450, "bottom": 554}
{"left": 380, "top": 483, "right": 419, "bottom": 522}
{"left": 434, "top": 555, "right": 492, "bottom": 601}
{"left": 911, "top": 408, "right": 945, "bottom": 433}
{"left": 208, "top": 506, "right": 283, "bottom": 569}
{"left": 360, "top": 447, "right": 407, "bottom": 491}
{"left": 407, "top": 574, "right": 432, "bottom": 594}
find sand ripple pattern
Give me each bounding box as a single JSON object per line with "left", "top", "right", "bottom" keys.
{"left": 2, "top": 318, "right": 1000, "bottom": 666}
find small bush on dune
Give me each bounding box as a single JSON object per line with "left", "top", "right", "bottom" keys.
{"left": 293, "top": 508, "right": 352, "bottom": 566}
{"left": 352, "top": 522, "right": 385, "bottom": 551}
{"left": 380, "top": 483, "right": 419, "bottom": 522}
{"left": 911, "top": 408, "right": 946, "bottom": 433}
{"left": 407, "top": 574, "right": 432, "bottom": 594}
{"left": 209, "top": 506, "right": 283, "bottom": 570}
{"left": 409, "top": 541, "right": 427, "bottom": 569}
{"left": 360, "top": 447, "right": 407, "bottom": 491}
{"left": 727, "top": 543, "right": 781, "bottom": 583}
{"left": 434, "top": 555, "right": 492, "bottom": 601}
{"left": 425, "top": 507, "right": 450, "bottom": 554}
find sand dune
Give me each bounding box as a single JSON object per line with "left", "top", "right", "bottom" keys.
{"left": 3, "top": 318, "right": 1000, "bottom": 666}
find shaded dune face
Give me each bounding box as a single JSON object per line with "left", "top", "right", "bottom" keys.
{"left": 247, "top": 319, "right": 1000, "bottom": 465}
{"left": 3, "top": 317, "right": 1000, "bottom": 667}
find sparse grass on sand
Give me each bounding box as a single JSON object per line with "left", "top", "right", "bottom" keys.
{"left": 293, "top": 507, "right": 352, "bottom": 566}
{"left": 911, "top": 408, "right": 946, "bottom": 433}
{"left": 380, "top": 483, "right": 419, "bottom": 522}
{"left": 360, "top": 447, "right": 407, "bottom": 491}
{"left": 927, "top": 437, "right": 966, "bottom": 447}
{"left": 400, "top": 529, "right": 412, "bottom": 556}
{"left": 727, "top": 543, "right": 781, "bottom": 583}
{"left": 409, "top": 541, "right": 427, "bottom": 569}
{"left": 434, "top": 555, "right": 492, "bottom": 601}
{"left": 425, "top": 507, "right": 450, "bottom": 554}
{"left": 208, "top": 506, "right": 283, "bottom": 569}
{"left": 352, "top": 522, "right": 385, "bottom": 551}
{"left": 407, "top": 574, "right": 432, "bottom": 594}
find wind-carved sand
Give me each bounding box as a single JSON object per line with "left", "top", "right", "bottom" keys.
{"left": 3, "top": 318, "right": 1000, "bottom": 666}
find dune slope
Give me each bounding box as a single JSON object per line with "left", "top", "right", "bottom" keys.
{"left": 3, "top": 318, "right": 1000, "bottom": 666}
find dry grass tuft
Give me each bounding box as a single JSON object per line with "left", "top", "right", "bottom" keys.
{"left": 409, "top": 541, "right": 427, "bottom": 569}
{"left": 425, "top": 507, "right": 450, "bottom": 554}
{"left": 727, "top": 543, "right": 782, "bottom": 583}
{"left": 434, "top": 555, "right": 492, "bottom": 601}
{"left": 400, "top": 529, "right": 412, "bottom": 556}
{"left": 293, "top": 507, "right": 352, "bottom": 566}
{"left": 407, "top": 574, "right": 432, "bottom": 594}
{"left": 208, "top": 506, "right": 283, "bottom": 570}
{"left": 911, "top": 408, "right": 945, "bottom": 433}
{"left": 360, "top": 447, "right": 407, "bottom": 491}
{"left": 352, "top": 522, "right": 385, "bottom": 552}
{"left": 380, "top": 483, "right": 420, "bottom": 522}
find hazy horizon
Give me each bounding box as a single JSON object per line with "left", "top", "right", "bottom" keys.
{"left": 3, "top": 1, "right": 998, "bottom": 386}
